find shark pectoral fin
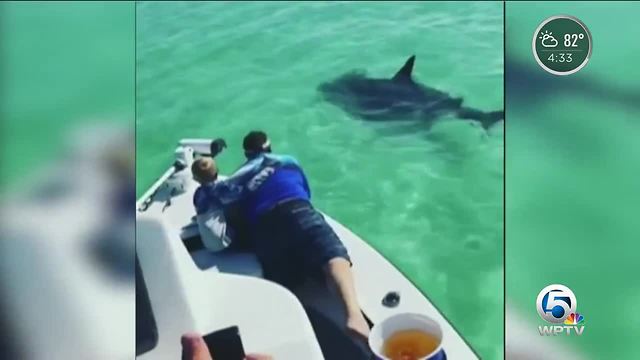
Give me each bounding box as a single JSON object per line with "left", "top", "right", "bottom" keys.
{"left": 392, "top": 55, "right": 416, "bottom": 82}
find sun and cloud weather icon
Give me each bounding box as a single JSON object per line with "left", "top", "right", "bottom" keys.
{"left": 539, "top": 30, "right": 558, "bottom": 48}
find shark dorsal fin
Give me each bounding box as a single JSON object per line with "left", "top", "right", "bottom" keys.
{"left": 392, "top": 55, "right": 416, "bottom": 82}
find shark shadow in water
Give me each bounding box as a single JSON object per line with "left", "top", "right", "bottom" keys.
{"left": 319, "top": 55, "right": 504, "bottom": 129}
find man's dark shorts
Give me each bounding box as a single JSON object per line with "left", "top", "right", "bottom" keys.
{"left": 255, "top": 199, "right": 351, "bottom": 289}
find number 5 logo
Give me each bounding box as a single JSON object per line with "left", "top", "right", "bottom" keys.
{"left": 536, "top": 284, "right": 577, "bottom": 323}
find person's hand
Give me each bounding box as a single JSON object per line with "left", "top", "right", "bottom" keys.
{"left": 181, "top": 333, "right": 212, "bottom": 360}
{"left": 210, "top": 138, "right": 227, "bottom": 158}
{"left": 181, "top": 333, "right": 273, "bottom": 360}
{"left": 245, "top": 355, "right": 273, "bottom": 360}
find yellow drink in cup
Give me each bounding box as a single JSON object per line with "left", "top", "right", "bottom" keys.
{"left": 368, "top": 313, "right": 444, "bottom": 360}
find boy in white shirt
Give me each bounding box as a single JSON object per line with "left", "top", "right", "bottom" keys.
{"left": 191, "top": 157, "right": 233, "bottom": 252}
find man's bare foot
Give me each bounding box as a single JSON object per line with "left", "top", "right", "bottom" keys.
{"left": 346, "top": 312, "right": 370, "bottom": 341}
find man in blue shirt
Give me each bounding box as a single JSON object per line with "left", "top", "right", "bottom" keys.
{"left": 194, "top": 131, "right": 369, "bottom": 340}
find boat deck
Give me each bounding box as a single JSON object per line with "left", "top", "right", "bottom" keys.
{"left": 136, "top": 165, "right": 479, "bottom": 359}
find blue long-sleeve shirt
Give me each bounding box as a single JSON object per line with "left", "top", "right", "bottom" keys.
{"left": 194, "top": 153, "right": 310, "bottom": 223}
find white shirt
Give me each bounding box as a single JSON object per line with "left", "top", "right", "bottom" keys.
{"left": 196, "top": 202, "right": 233, "bottom": 252}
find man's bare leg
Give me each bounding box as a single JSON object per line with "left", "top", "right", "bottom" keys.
{"left": 324, "top": 257, "right": 370, "bottom": 340}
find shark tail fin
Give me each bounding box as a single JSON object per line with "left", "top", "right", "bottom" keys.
{"left": 392, "top": 55, "right": 416, "bottom": 81}
{"left": 457, "top": 107, "right": 504, "bottom": 129}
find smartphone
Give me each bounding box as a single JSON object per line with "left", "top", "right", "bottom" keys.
{"left": 202, "top": 326, "right": 246, "bottom": 360}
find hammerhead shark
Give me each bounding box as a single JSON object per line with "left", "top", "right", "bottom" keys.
{"left": 319, "top": 55, "right": 504, "bottom": 128}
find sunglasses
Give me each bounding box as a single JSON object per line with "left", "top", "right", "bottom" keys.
{"left": 245, "top": 143, "right": 272, "bottom": 158}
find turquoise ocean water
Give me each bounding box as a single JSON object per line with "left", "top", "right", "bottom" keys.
{"left": 137, "top": 2, "right": 504, "bottom": 359}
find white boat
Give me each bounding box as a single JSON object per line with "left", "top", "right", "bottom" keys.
{"left": 0, "top": 128, "right": 582, "bottom": 360}
{"left": 135, "top": 139, "right": 479, "bottom": 360}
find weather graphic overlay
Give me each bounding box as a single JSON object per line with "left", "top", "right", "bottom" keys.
{"left": 532, "top": 15, "right": 592, "bottom": 75}
{"left": 536, "top": 284, "right": 586, "bottom": 336}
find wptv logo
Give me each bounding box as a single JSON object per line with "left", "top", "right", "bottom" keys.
{"left": 536, "top": 284, "right": 585, "bottom": 336}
